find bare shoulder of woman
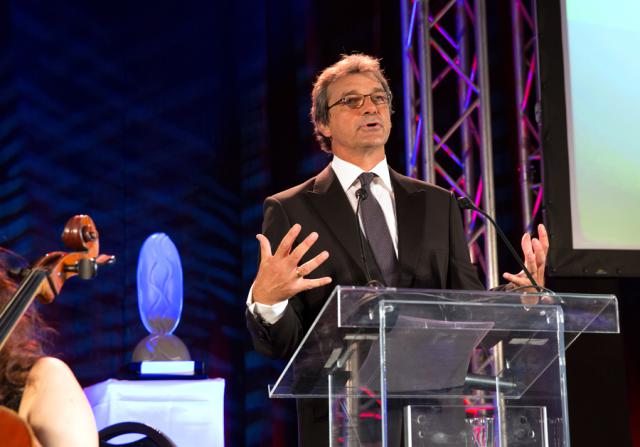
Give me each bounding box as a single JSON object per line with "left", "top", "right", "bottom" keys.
{"left": 20, "top": 356, "right": 98, "bottom": 447}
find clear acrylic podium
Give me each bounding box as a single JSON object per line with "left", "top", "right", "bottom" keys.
{"left": 268, "top": 286, "right": 619, "bottom": 446}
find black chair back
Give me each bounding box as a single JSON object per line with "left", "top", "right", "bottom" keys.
{"left": 99, "top": 421, "right": 176, "bottom": 447}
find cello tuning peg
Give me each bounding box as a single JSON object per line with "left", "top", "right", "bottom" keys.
{"left": 64, "top": 258, "right": 97, "bottom": 280}
{"left": 96, "top": 254, "right": 116, "bottom": 266}
{"left": 8, "top": 267, "right": 30, "bottom": 281}
{"left": 81, "top": 226, "right": 98, "bottom": 243}
{"left": 78, "top": 258, "right": 97, "bottom": 279}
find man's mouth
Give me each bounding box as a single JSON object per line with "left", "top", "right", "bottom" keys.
{"left": 362, "top": 122, "right": 382, "bottom": 129}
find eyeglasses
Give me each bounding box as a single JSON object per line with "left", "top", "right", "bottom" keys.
{"left": 328, "top": 92, "right": 391, "bottom": 110}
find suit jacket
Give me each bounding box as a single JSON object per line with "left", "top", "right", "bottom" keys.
{"left": 246, "top": 164, "right": 484, "bottom": 446}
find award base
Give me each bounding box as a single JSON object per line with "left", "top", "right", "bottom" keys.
{"left": 132, "top": 333, "right": 191, "bottom": 362}
{"left": 122, "top": 360, "right": 207, "bottom": 380}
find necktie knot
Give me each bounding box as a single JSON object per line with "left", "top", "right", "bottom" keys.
{"left": 358, "top": 172, "right": 375, "bottom": 190}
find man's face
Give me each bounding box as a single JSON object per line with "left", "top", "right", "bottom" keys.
{"left": 318, "top": 72, "right": 392, "bottom": 157}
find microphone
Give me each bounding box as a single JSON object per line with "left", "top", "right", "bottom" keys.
{"left": 457, "top": 196, "right": 542, "bottom": 291}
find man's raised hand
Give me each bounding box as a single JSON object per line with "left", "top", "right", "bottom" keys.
{"left": 252, "top": 224, "right": 332, "bottom": 306}
{"left": 502, "top": 223, "right": 549, "bottom": 290}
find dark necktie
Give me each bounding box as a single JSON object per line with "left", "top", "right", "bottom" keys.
{"left": 357, "top": 172, "right": 399, "bottom": 286}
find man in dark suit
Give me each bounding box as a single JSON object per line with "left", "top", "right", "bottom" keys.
{"left": 246, "top": 54, "right": 548, "bottom": 446}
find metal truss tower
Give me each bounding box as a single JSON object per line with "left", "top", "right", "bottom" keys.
{"left": 400, "top": 0, "right": 498, "bottom": 287}
{"left": 511, "top": 0, "right": 544, "bottom": 233}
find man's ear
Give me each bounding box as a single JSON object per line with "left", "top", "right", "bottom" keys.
{"left": 317, "top": 122, "right": 331, "bottom": 138}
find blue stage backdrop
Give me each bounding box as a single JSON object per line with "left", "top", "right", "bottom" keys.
{"left": 0, "top": 1, "right": 250, "bottom": 445}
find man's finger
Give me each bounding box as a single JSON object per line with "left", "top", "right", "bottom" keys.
{"left": 503, "top": 272, "right": 530, "bottom": 287}
{"left": 538, "top": 224, "right": 550, "bottom": 254}
{"left": 274, "top": 224, "right": 302, "bottom": 257}
{"left": 535, "top": 224, "right": 548, "bottom": 287}
{"left": 521, "top": 232, "right": 532, "bottom": 258}
{"left": 300, "top": 276, "right": 333, "bottom": 291}
{"left": 296, "top": 251, "right": 330, "bottom": 276}
{"left": 290, "top": 232, "right": 319, "bottom": 263}
{"left": 502, "top": 272, "right": 519, "bottom": 283}
{"left": 256, "top": 234, "right": 273, "bottom": 261}
{"left": 520, "top": 233, "right": 537, "bottom": 275}
{"left": 532, "top": 238, "right": 546, "bottom": 267}
{"left": 525, "top": 249, "right": 537, "bottom": 276}
{"left": 502, "top": 270, "right": 527, "bottom": 280}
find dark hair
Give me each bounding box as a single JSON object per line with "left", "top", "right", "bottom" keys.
{"left": 0, "top": 259, "right": 50, "bottom": 410}
{"left": 310, "top": 53, "right": 393, "bottom": 153}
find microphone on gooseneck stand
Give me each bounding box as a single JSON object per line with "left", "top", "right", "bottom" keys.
{"left": 457, "top": 196, "right": 544, "bottom": 292}
{"left": 355, "top": 187, "right": 385, "bottom": 288}
{"left": 353, "top": 186, "right": 387, "bottom": 327}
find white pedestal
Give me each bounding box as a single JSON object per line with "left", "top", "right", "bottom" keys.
{"left": 85, "top": 378, "right": 225, "bottom": 447}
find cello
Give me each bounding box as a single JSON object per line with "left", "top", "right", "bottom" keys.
{"left": 0, "top": 215, "right": 114, "bottom": 446}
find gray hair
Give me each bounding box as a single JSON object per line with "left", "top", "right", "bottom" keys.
{"left": 310, "top": 54, "right": 392, "bottom": 153}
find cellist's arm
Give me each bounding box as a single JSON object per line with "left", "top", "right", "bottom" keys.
{"left": 19, "top": 357, "right": 98, "bottom": 447}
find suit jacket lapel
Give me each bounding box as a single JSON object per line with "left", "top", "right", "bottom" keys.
{"left": 306, "top": 165, "right": 367, "bottom": 275}
{"left": 390, "top": 168, "right": 425, "bottom": 287}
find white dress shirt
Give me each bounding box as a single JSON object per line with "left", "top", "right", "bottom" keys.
{"left": 247, "top": 155, "right": 398, "bottom": 324}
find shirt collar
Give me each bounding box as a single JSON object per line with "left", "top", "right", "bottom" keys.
{"left": 331, "top": 155, "right": 393, "bottom": 192}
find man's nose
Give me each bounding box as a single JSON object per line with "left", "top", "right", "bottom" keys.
{"left": 362, "top": 95, "right": 378, "bottom": 113}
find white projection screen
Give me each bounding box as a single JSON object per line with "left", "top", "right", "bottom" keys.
{"left": 538, "top": 0, "right": 640, "bottom": 276}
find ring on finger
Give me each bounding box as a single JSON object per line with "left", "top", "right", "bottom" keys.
{"left": 296, "top": 268, "right": 304, "bottom": 278}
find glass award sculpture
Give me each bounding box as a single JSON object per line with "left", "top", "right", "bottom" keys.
{"left": 132, "top": 233, "right": 191, "bottom": 361}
